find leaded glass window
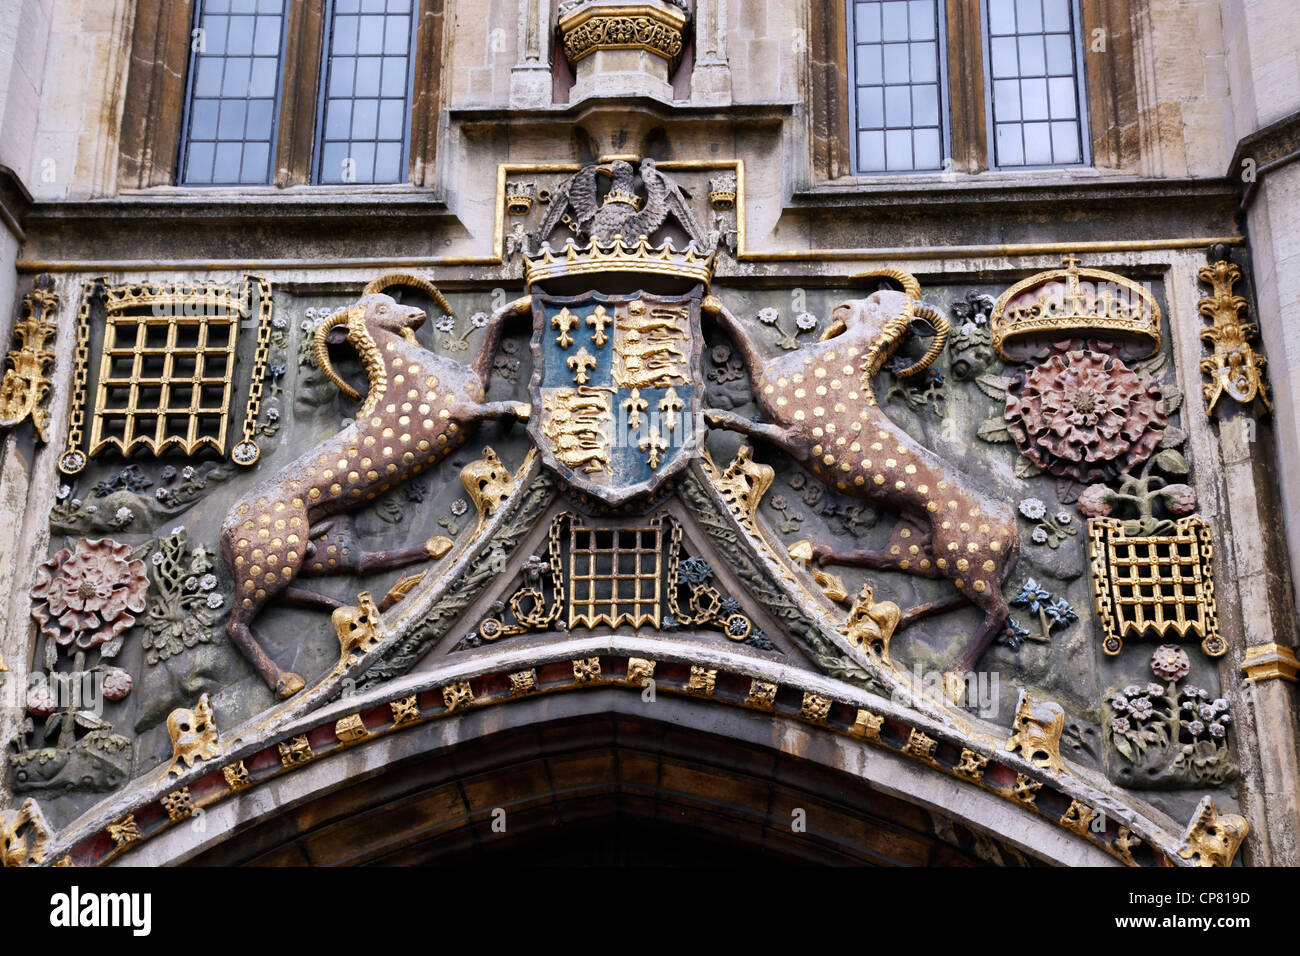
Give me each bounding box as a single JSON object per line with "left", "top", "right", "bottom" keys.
{"left": 314, "top": 0, "right": 418, "bottom": 185}
{"left": 179, "top": 0, "right": 288, "bottom": 186}
{"left": 984, "top": 0, "right": 1088, "bottom": 167}
{"left": 848, "top": 0, "right": 948, "bottom": 173}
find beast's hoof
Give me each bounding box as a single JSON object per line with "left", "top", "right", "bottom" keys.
{"left": 276, "top": 672, "right": 306, "bottom": 699}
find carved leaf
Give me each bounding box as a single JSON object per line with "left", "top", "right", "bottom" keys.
{"left": 1138, "top": 350, "right": 1168, "bottom": 378}
{"left": 1153, "top": 449, "right": 1190, "bottom": 475}
{"left": 1113, "top": 734, "right": 1134, "bottom": 762}
{"left": 1055, "top": 477, "right": 1082, "bottom": 504}
{"left": 974, "top": 374, "right": 1014, "bottom": 401}
{"left": 1162, "top": 387, "right": 1184, "bottom": 415}
{"left": 1014, "top": 455, "right": 1040, "bottom": 479}
{"left": 1158, "top": 425, "right": 1188, "bottom": 449}
{"left": 977, "top": 416, "right": 1012, "bottom": 443}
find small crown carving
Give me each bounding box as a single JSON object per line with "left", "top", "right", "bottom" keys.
{"left": 524, "top": 235, "right": 715, "bottom": 289}
{"left": 990, "top": 255, "right": 1161, "bottom": 360}
{"left": 602, "top": 189, "right": 643, "bottom": 211}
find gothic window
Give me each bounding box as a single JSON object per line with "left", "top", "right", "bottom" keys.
{"left": 984, "top": 0, "right": 1088, "bottom": 167}
{"left": 842, "top": 0, "right": 1089, "bottom": 175}
{"left": 315, "top": 0, "right": 419, "bottom": 185}
{"left": 848, "top": 0, "right": 947, "bottom": 172}
{"left": 179, "top": 0, "right": 289, "bottom": 185}
{"left": 122, "top": 0, "right": 442, "bottom": 189}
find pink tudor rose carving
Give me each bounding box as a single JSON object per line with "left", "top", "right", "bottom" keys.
{"left": 1005, "top": 343, "right": 1167, "bottom": 484}
{"left": 30, "top": 538, "right": 149, "bottom": 650}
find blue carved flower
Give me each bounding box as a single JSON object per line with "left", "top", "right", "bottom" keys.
{"left": 677, "top": 556, "right": 713, "bottom": 585}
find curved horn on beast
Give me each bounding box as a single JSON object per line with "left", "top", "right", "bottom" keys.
{"left": 314, "top": 307, "right": 365, "bottom": 400}
{"left": 891, "top": 302, "right": 950, "bottom": 378}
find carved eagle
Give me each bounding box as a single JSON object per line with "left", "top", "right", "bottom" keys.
{"left": 536, "top": 158, "right": 706, "bottom": 248}
{"left": 536, "top": 163, "right": 602, "bottom": 245}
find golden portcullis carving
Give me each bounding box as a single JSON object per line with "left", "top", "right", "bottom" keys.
{"left": 1088, "top": 516, "right": 1223, "bottom": 658}
{"left": 0, "top": 277, "right": 58, "bottom": 441}
{"left": 89, "top": 279, "right": 253, "bottom": 460}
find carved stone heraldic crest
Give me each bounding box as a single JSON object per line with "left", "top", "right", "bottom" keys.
{"left": 529, "top": 290, "right": 702, "bottom": 505}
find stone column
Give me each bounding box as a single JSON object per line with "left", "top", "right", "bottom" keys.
{"left": 690, "top": 0, "right": 731, "bottom": 105}
{"left": 1167, "top": 249, "right": 1300, "bottom": 865}
{"left": 509, "top": 0, "right": 554, "bottom": 109}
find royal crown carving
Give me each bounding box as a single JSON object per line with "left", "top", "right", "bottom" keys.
{"left": 991, "top": 256, "right": 1161, "bottom": 361}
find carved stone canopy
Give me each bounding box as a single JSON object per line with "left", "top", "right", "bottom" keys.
{"left": 558, "top": 0, "right": 690, "bottom": 103}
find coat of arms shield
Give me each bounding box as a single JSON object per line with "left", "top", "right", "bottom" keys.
{"left": 528, "top": 289, "right": 703, "bottom": 504}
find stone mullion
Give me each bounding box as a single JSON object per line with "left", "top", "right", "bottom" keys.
{"left": 117, "top": 0, "right": 194, "bottom": 188}
{"left": 944, "top": 0, "right": 988, "bottom": 173}
{"left": 409, "top": 0, "right": 448, "bottom": 186}
{"left": 273, "top": 0, "right": 326, "bottom": 187}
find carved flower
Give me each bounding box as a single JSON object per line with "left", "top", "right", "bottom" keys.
{"left": 26, "top": 682, "right": 58, "bottom": 717}
{"left": 450, "top": 499, "right": 468, "bottom": 517}
{"left": 1004, "top": 344, "right": 1167, "bottom": 483}
{"left": 1128, "top": 696, "right": 1154, "bottom": 720}
{"left": 1188, "top": 720, "right": 1205, "bottom": 737}
{"left": 756, "top": 307, "right": 779, "bottom": 326}
{"left": 471, "top": 311, "right": 490, "bottom": 328}
{"left": 1150, "top": 644, "right": 1190, "bottom": 682}
{"left": 1110, "top": 716, "right": 1131, "bottom": 735}
{"left": 101, "top": 667, "right": 133, "bottom": 701}
{"left": 1030, "top": 527, "right": 1048, "bottom": 544}
{"left": 1209, "top": 722, "right": 1225, "bottom": 738}
{"left": 1018, "top": 498, "right": 1047, "bottom": 520}
{"left": 794, "top": 311, "right": 817, "bottom": 331}
{"left": 677, "top": 556, "right": 714, "bottom": 585}
{"left": 30, "top": 538, "right": 149, "bottom": 650}
{"left": 435, "top": 315, "right": 456, "bottom": 333}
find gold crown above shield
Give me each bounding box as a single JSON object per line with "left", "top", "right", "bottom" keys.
{"left": 990, "top": 255, "right": 1161, "bottom": 360}
{"left": 524, "top": 235, "right": 715, "bottom": 289}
